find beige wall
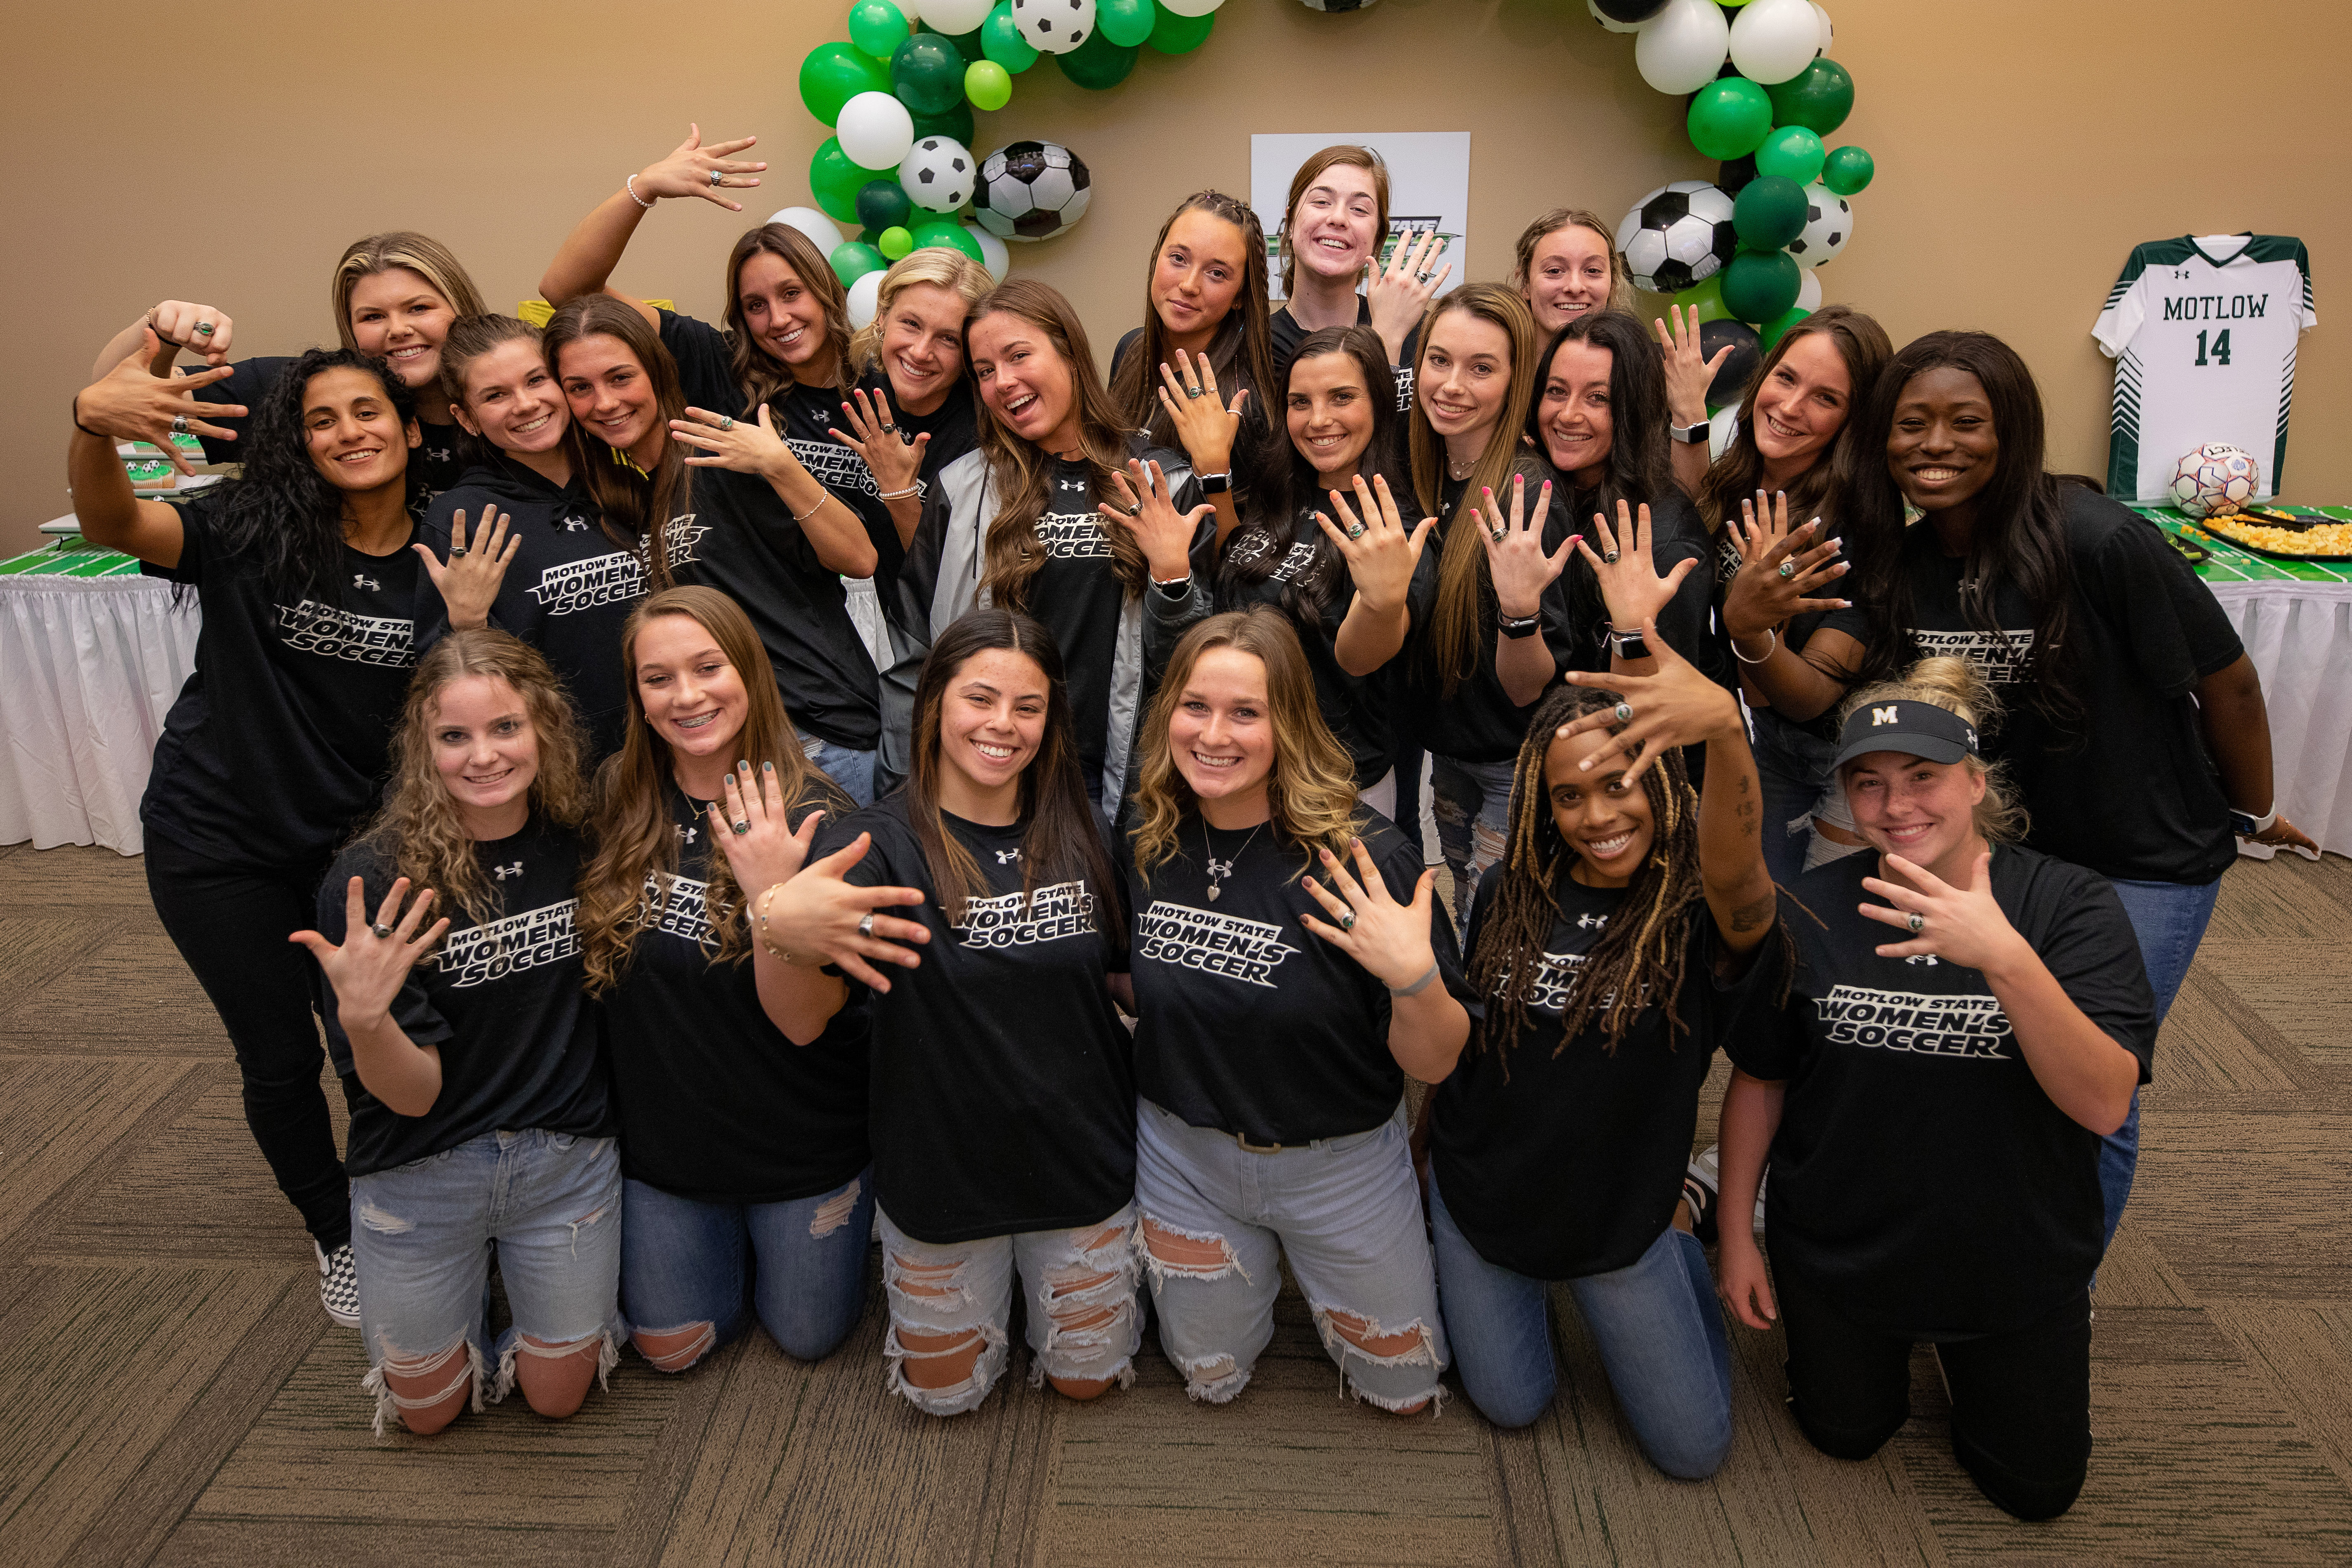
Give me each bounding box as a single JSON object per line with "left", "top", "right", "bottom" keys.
{"left": 9, "top": 0, "right": 2343, "bottom": 547}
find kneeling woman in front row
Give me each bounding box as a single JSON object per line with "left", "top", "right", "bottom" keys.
{"left": 1714, "top": 658, "right": 2154, "bottom": 1521}
{"left": 297, "top": 632, "right": 618, "bottom": 1436}
{"left": 1122, "top": 609, "right": 1473, "bottom": 1412}
{"left": 763, "top": 608, "right": 1142, "bottom": 1415}
{"left": 1426, "top": 618, "right": 1784, "bottom": 1476}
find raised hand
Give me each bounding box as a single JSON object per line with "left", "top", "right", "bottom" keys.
{"left": 1654, "top": 304, "right": 1732, "bottom": 429}
{"left": 1859, "top": 850, "right": 2030, "bottom": 971}
{"left": 671, "top": 403, "right": 800, "bottom": 479}
{"left": 144, "top": 300, "right": 237, "bottom": 367}
{"left": 1102, "top": 457, "right": 1214, "bottom": 582}
{"left": 831, "top": 384, "right": 926, "bottom": 496}
{"left": 633, "top": 123, "right": 766, "bottom": 212}
{"left": 414, "top": 507, "right": 519, "bottom": 630}
{"left": 1300, "top": 837, "right": 1441, "bottom": 992}
{"left": 1577, "top": 499, "right": 1697, "bottom": 633}
{"left": 74, "top": 332, "right": 246, "bottom": 474}
{"left": 1473, "top": 472, "right": 1571, "bottom": 619}
{"left": 754, "top": 832, "right": 933, "bottom": 993}
{"left": 1315, "top": 473, "right": 1433, "bottom": 615}
{"left": 1155, "top": 349, "right": 1248, "bottom": 475}
{"left": 1722, "top": 489, "right": 1848, "bottom": 641}
{"left": 1555, "top": 617, "right": 1743, "bottom": 786}
{"left": 707, "top": 760, "right": 820, "bottom": 898}
{"left": 1367, "top": 229, "right": 1451, "bottom": 358}
{"left": 288, "top": 876, "right": 450, "bottom": 1021}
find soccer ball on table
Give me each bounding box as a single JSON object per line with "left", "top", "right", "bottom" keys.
{"left": 1614, "top": 181, "right": 1737, "bottom": 295}
{"left": 2170, "top": 443, "right": 2261, "bottom": 519}
{"left": 973, "top": 141, "right": 1093, "bottom": 243}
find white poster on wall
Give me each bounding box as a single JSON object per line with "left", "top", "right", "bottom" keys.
{"left": 1249, "top": 132, "right": 1471, "bottom": 303}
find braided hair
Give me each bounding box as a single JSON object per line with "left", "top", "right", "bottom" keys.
{"left": 1466, "top": 683, "right": 1708, "bottom": 1065}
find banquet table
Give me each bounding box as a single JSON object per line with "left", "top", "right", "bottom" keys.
{"left": 5, "top": 510, "right": 2349, "bottom": 858}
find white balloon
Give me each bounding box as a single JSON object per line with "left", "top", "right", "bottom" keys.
{"left": 916, "top": 0, "right": 993, "bottom": 31}
{"left": 1796, "top": 268, "right": 1822, "bottom": 311}
{"left": 846, "top": 269, "right": 885, "bottom": 330}
{"left": 766, "top": 206, "right": 846, "bottom": 257}
{"left": 1708, "top": 403, "right": 1741, "bottom": 462}
{"left": 964, "top": 221, "right": 1010, "bottom": 281}
{"left": 1012, "top": 0, "right": 1098, "bottom": 53}
{"left": 1634, "top": 0, "right": 1728, "bottom": 96}
{"left": 835, "top": 90, "right": 914, "bottom": 173}
{"left": 1157, "top": 0, "right": 1223, "bottom": 14}
{"left": 1730, "top": 0, "right": 1822, "bottom": 85}
{"left": 1811, "top": 1, "right": 1834, "bottom": 55}
{"left": 1585, "top": 0, "right": 1643, "bottom": 32}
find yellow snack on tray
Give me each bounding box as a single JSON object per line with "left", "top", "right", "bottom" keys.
{"left": 2203, "top": 517, "right": 2352, "bottom": 556}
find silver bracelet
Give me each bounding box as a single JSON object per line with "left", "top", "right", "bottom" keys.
{"left": 1730, "top": 626, "right": 1778, "bottom": 665}
{"left": 876, "top": 481, "right": 924, "bottom": 501}
{"left": 791, "top": 494, "right": 827, "bottom": 524}
{"left": 625, "top": 174, "right": 655, "bottom": 210}
{"left": 1388, "top": 962, "right": 1442, "bottom": 998}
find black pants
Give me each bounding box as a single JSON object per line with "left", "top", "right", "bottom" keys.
{"left": 1775, "top": 1265, "right": 2093, "bottom": 1521}
{"left": 146, "top": 832, "right": 353, "bottom": 1250}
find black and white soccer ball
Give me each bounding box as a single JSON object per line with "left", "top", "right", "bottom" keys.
{"left": 1614, "top": 180, "right": 1737, "bottom": 294}
{"left": 972, "top": 141, "right": 1093, "bottom": 243}
{"left": 898, "top": 136, "right": 974, "bottom": 214}
{"left": 1785, "top": 184, "right": 1851, "bottom": 267}
{"left": 1011, "top": 0, "right": 1094, "bottom": 54}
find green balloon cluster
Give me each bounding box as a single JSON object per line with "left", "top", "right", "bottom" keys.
{"left": 1687, "top": 78, "right": 1774, "bottom": 161}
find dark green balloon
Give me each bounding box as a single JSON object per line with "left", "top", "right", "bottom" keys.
{"left": 1056, "top": 27, "right": 1139, "bottom": 89}
{"left": 799, "top": 42, "right": 892, "bottom": 126}
{"left": 1823, "top": 145, "right": 1876, "bottom": 196}
{"left": 810, "top": 139, "right": 870, "bottom": 225}
{"left": 909, "top": 218, "right": 985, "bottom": 261}
{"left": 1098, "top": 0, "right": 1156, "bottom": 47}
{"left": 1765, "top": 58, "right": 1854, "bottom": 136}
{"left": 910, "top": 101, "right": 975, "bottom": 146}
{"left": 1721, "top": 249, "right": 1801, "bottom": 325}
{"left": 891, "top": 33, "right": 966, "bottom": 116}
{"left": 857, "top": 178, "right": 914, "bottom": 232}
{"left": 1732, "top": 175, "right": 1807, "bottom": 250}
{"left": 919, "top": 21, "right": 988, "bottom": 62}
{"left": 1147, "top": 5, "right": 1214, "bottom": 52}
{"left": 1686, "top": 77, "right": 1775, "bottom": 161}
{"left": 980, "top": 2, "right": 1039, "bottom": 70}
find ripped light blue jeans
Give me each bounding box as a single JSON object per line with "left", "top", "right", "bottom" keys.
{"left": 1431, "top": 754, "right": 1518, "bottom": 943}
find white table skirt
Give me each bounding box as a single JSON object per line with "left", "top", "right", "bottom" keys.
{"left": 2210, "top": 580, "right": 2352, "bottom": 860}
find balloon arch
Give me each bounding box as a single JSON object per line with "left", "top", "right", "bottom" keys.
{"left": 782, "top": 0, "right": 1875, "bottom": 347}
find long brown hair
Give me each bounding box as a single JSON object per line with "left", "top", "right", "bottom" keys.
{"left": 577, "top": 588, "right": 845, "bottom": 995}
{"left": 544, "top": 295, "right": 690, "bottom": 581}
{"left": 1695, "top": 304, "right": 1892, "bottom": 538}
{"left": 1129, "top": 610, "right": 1364, "bottom": 886}
{"left": 1511, "top": 209, "right": 1636, "bottom": 320}
{"left": 329, "top": 231, "right": 486, "bottom": 349}
{"left": 438, "top": 314, "right": 559, "bottom": 471}
{"left": 1108, "top": 190, "right": 1279, "bottom": 455}
{"left": 967, "top": 280, "right": 1148, "bottom": 604}
{"left": 359, "top": 630, "right": 588, "bottom": 933}
{"left": 721, "top": 223, "right": 854, "bottom": 417}
{"left": 1407, "top": 284, "right": 1541, "bottom": 695}
{"left": 905, "top": 607, "right": 1125, "bottom": 953}
{"left": 1277, "top": 146, "right": 1390, "bottom": 298}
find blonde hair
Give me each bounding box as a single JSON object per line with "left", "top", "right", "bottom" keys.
{"left": 1837, "top": 656, "right": 2029, "bottom": 844}
{"left": 1510, "top": 209, "right": 1636, "bottom": 318}
{"left": 848, "top": 249, "right": 993, "bottom": 381}
{"left": 1129, "top": 610, "right": 1365, "bottom": 886}
{"left": 330, "top": 232, "right": 486, "bottom": 349}
{"left": 1277, "top": 146, "right": 1390, "bottom": 298}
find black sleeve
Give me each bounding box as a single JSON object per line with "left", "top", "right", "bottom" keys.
{"left": 188, "top": 356, "right": 296, "bottom": 464}
{"left": 138, "top": 490, "right": 216, "bottom": 587}
{"left": 1719, "top": 894, "right": 1812, "bottom": 1081}
{"left": 1110, "top": 328, "right": 1141, "bottom": 386}
{"left": 411, "top": 502, "right": 456, "bottom": 658}
{"left": 2032, "top": 863, "right": 2160, "bottom": 1084}
{"left": 2082, "top": 500, "right": 2246, "bottom": 696}
{"left": 1646, "top": 493, "right": 1731, "bottom": 687}
{"left": 658, "top": 309, "right": 743, "bottom": 419}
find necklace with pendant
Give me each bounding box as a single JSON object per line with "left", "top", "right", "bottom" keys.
{"left": 1203, "top": 817, "right": 1266, "bottom": 902}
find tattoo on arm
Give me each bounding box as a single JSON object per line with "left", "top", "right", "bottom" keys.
{"left": 1730, "top": 891, "right": 1776, "bottom": 933}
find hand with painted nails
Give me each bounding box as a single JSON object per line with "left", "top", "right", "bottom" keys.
{"left": 831, "top": 384, "right": 926, "bottom": 495}
{"left": 707, "top": 760, "right": 816, "bottom": 897}
{"left": 1475, "top": 472, "right": 1572, "bottom": 620}
{"left": 1103, "top": 457, "right": 1213, "bottom": 582}
{"left": 1557, "top": 619, "right": 1742, "bottom": 786}
{"left": 1576, "top": 499, "right": 1696, "bottom": 634}
{"left": 1722, "top": 488, "right": 1849, "bottom": 641}
{"left": 1315, "top": 473, "right": 1433, "bottom": 615}
{"left": 1155, "top": 349, "right": 1248, "bottom": 475}
{"left": 1300, "top": 837, "right": 1439, "bottom": 992}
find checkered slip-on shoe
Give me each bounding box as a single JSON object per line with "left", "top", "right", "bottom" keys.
{"left": 314, "top": 1239, "right": 361, "bottom": 1327}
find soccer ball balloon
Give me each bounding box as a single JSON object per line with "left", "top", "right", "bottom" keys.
{"left": 1614, "top": 180, "right": 1738, "bottom": 294}
{"left": 2171, "top": 444, "right": 2260, "bottom": 519}
{"left": 1784, "top": 184, "right": 1850, "bottom": 267}
{"left": 898, "top": 137, "right": 975, "bottom": 214}
{"left": 972, "top": 141, "right": 1093, "bottom": 243}
{"left": 1011, "top": 0, "right": 1096, "bottom": 54}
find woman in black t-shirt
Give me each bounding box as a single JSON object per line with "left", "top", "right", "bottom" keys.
{"left": 94, "top": 231, "right": 489, "bottom": 501}
{"left": 1121, "top": 609, "right": 1472, "bottom": 1414}
{"left": 296, "top": 631, "right": 616, "bottom": 1436}
{"left": 758, "top": 608, "right": 1141, "bottom": 1417}
{"left": 71, "top": 340, "right": 425, "bottom": 1327}
{"left": 1267, "top": 145, "right": 1445, "bottom": 396}
{"left": 1716, "top": 655, "right": 2158, "bottom": 1520}
{"left": 574, "top": 587, "right": 872, "bottom": 1375}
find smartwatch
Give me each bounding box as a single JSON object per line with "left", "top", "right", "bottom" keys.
{"left": 1669, "top": 420, "right": 1711, "bottom": 446}
{"left": 1197, "top": 471, "right": 1232, "bottom": 495}
{"left": 2229, "top": 803, "right": 2277, "bottom": 837}
{"left": 1498, "top": 611, "right": 1543, "bottom": 640}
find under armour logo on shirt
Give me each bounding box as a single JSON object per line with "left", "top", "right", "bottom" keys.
{"left": 1904, "top": 953, "right": 1940, "bottom": 967}
{"left": 1057, "top": 477, "right": 1088, "bottom": 493}
{"left": 995, "top": 848, "right": 1022, "bottom": 865}
{"left": 353, "top": 573, "right": 381, "bottom": 591}
{"left": 492, "top": 861, "right": 524, "bottom": 880}
{"left": 1576, "top": 912, "right": 1609, "bottom": 930}
{"left": 561, "top": 514, "right": 589, "bottom": 532}
{"left": 427, "top": 446, "right": 453, "bottom": 462}
{"left": 676, "top": 823, "right": 698, "bottom": 845}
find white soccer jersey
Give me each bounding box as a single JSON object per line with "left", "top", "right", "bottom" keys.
{"left": 2093, "top": 233, "right": 2316, "bottom": 503}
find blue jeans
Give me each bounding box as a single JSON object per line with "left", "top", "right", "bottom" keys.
{"left": 1429, "top": 1174, "right": 1732, "bottom": 1477}
{"left": 1430, "top": 754, "right": 1518, "bottom": 941}
{"left": 1750, "top": 705, "right": 1839, "bottom": 889}
{"left": 797, "top": 730, "right": 878, "bottom": 808}
{"left": 349, "top": 1129, "right": 623, "bottom": 1436}
{"left": 2097, "top": 875, "right": 2221, "bottom": 1247}
{"left": 620, "top": 1168, "right": 875, "bottom": 1368}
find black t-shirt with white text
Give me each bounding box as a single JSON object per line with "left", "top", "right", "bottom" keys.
{"left": 139, "top": 490, "right": 419, "bottom": 871}
{"left": 598, "top": 782, "right": 870, "bottom": 1204}
{"left": 1122, "top": 811, "right": 1470, "bottom": 1146}
{"left": 191, "top": 355, "right": 466, "bottom": 502}
{"left": 1727, "top": 845, "right": 2156, "bottom": 1334}
{"left": 318, "top": 816, "right": 612, "bottom": 1178}
{"left": 1432, "top": 872, "right": 1768, "bottom": 1280}
{"left": 824, "top": 793, "right": 1134, "bottom": 1244}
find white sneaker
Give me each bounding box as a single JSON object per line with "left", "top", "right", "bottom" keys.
{"left": 314, "top": 1239, "right": 360, "bottom": 1327}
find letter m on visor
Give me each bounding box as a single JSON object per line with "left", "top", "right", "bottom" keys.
{"left": 1871, "top": 705, "right": 1899, "bottom": 726}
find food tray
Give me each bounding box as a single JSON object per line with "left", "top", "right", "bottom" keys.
{"left": 2194, "top": 510, "right": 2352, "bottom": 562}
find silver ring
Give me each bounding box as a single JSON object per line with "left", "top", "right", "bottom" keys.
{"left": 709, "top": 169, "right": 724, "bottom": 187}
{"left": 718, "top": 416, "right": 735, "bottom": 431}
{"left": 1337, "top": 911, "right": 1356, "bottom": 932}
{"left": 1777, "top": 559, "right": 1797, "bottom": 579}
{"left": 1907, "top": 912, "right": 1925, "bottom": 934}
{"left": 170, "top": 415, "right": 191, "bottom": 435}
{"left": 370, "top": 923, "right": 394, "bottom": 939}
{"left": 858, "top": 913, "right": 877, "bottom": 938}
{"left": 449, "top": 546, "right": 468, "bottom": 558}
{"left": 1603, "top": 550, "right": 1621, "bottom": 565}
{"left": 1184, "top": 384, "right": 1205, "bottom": 399}
{"left": 730, "top": 818, "right": 751, "bottom": 835}
{"left": 1416, "top": 270, "right": 1434, "bottom": 285}
{"left": 1613, "top": 703, "right": 1633, "bottom": 723}
{"left": 193, "top": 321, "right": 215, "bottom": 336}
{"left": 879, "top": 422, "right": 897, "bottom": 434}
{"left": 1490, "top": 525, "right": 1506, "bottom": 543}
{"left": 1347, "top": 523, "right": 1367, "bottom": 540}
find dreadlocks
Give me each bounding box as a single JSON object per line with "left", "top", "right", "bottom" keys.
{"left": 1466, "top": 684, "right": 1709, "bottom": 1065}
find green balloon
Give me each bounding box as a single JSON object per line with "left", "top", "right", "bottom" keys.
{"left": 964, "top": 58, "right": 1012, "bottom": 110}
{"left": 1758, "top": 304, "right": 1812, "bottom": 354}
{"left": 860, "top": 225, "right": 886, "bottom": 246}
{"left": 877, "top": 226, "right": 914, "bottom": 259}
{"left": 832, "top": 240, "right": 889, "bottom": 285}
{"left": 1147, "top": 5, "right": 1214, "bottom": 52}
{"left": 1823, "top": 145, "right": 1876, "bottom": 196}
{"left": 891, "top": 33, "right": 966, "bottom": 116}
{"left": 1056, "top": 27, "right": 1139, "bottom": 89}
{"left": 810, "top": 138, "right": 870, "bottom": 224}
{"left": 1099, "top": 0, "right": 1157, "bottom": 47}
{"left": 799, "top": 42, "right": 891, "bottom": 126}
{"left": 857, "top": 178, "right": 913, "bottom": 232}
{"left": 1686, "top": 77, "right": 1775, "bottom": 161}
{"left": 1765, "top": 58, "right": 1854, "bottom": 137}
{"left": 910, "top": 101, "right": 975, "bottom": 145}
{"left": 1721, "top": 249, "right": 1801, "bottom": 325}
{"left": 847, "top": 0, "right": 909, "bottom": 60}
{"left": 1753, "top": 125, "right": 1827, "bottom": 184}
{"left": 1732, "top": 175, "right": 1808, "bottom": 251}
{"left": 980, "top": 2, "right": 1039, "bottom": 70}
{"left": 909, "top": 218, "right": 984, "bottom": 261}
{"left": 920, "top": 21, "right": 988, "bottom": 62}
{"left": 1673, "top": 274, "right": 1730, "bottom": 326}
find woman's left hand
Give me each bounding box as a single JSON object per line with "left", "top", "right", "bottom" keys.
{"left": 1316, "top": 473, "right": 1433, "bottom": 615}
{"left": 1859, "top": 850, "right": 2030, "bottom": 971}
{"left": 1301, "top": 837, "right": 1440, "bottom": 992}
{"left": 1654, "top": 304, "right": 1732, "bottom": 430}
{"left": 1577, "top": 500, "right": 1697, "bottom": 632}
{"left": 1367, "top": 230, "right": 1451, "bottom": 360}
{"left": 707, "top": 760, "right": 818, "bottom": 896}
{"left": 831, "top": 385, "right": 928, "bottom": 497}
{"left": 413, "top": 507, "right": 519, "bottom": 630}
{"left": 1474, "top": 472, "right": 1572, "bottom": 619}
{"left": 1155, "top": 350, "right": 1247, "bottom": 476}
{"left": 1102, "top": 457, "right": 1213, "bottom": 583}
{"left": 2248, "top": 813, "right": 2320, "bottom": 856}
{"left": 672, "top": 403, "right": 800, "bottom": 481}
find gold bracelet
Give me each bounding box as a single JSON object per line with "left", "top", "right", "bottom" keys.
{"left": 754, "top": 882, "right": 804, "bottom": 963}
